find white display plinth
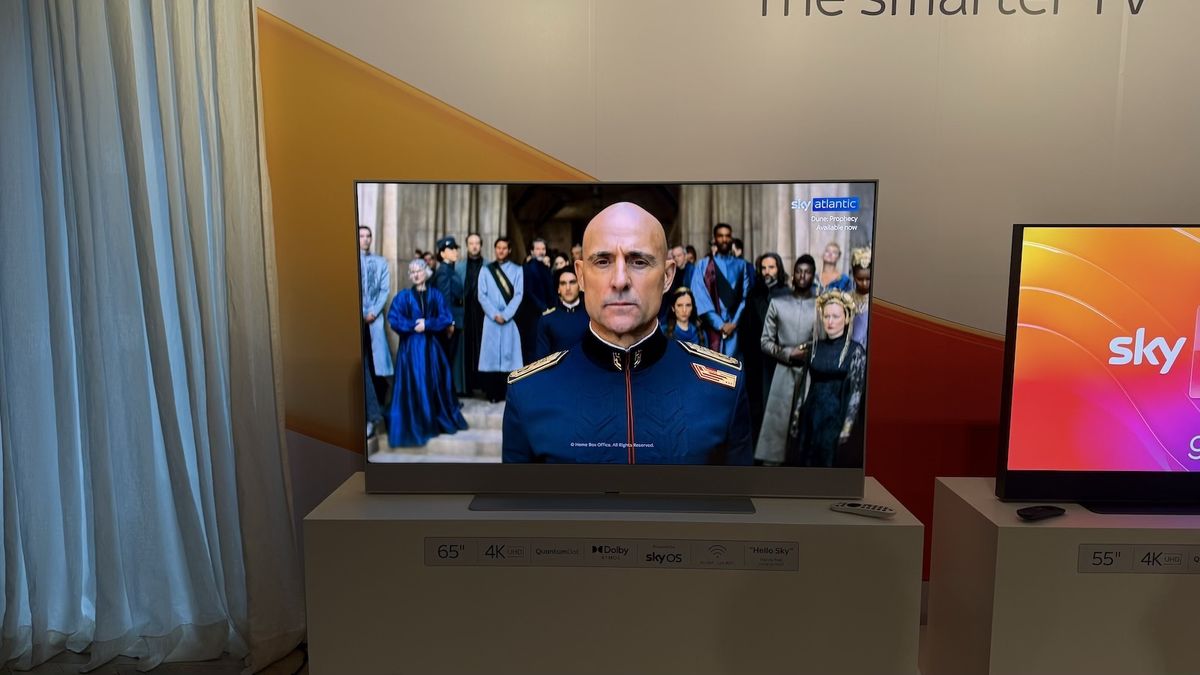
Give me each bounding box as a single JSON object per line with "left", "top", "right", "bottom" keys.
{"left": 305, "top": 473, "right": 923, "bottom": 675}
{"left": 926, "top": 477, "right": 1200, "bottom": 675}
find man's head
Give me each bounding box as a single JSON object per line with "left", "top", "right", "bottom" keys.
{"left": 466, "top": 233, "right": 483, "bottom": 257}
{"left": 758, "top": 252, "right": 785, "bottom": 288}
{"left": 531, "top": 238, "right": 547, "bottom": 261}
{"left": 794, "top": 254, "right": 816, "bottom": 293}
{"left": 670, "top": 246, "right": 687, "bottom": 270}
{"left": 576, "top": 202, "right": 673, "bottom": 346}
{"left": 358, "top": 226, "right": 373, "bottom": 252}
{"left": 555, "top": 267, "right": 581, "bottom": 304}
{"left": 732, "top": 237, "right": 744, "bottom": 259}
{"left": 712, "top": 223, "right": 733, "bottom": 255}
{"left": 494, "top": 236, "right": 511, "bottom": 263}
{"left": 685, "top": 245, "right": 697, "bottom": 264}
{"left": 423, "top": 251, "right": 437, "bottom": 270}
{"left": 437, "top": 235, "right": 460, "bottom": 264}
{"left": 408, "top": 258, "right": 431, "bottom": 286}
{"left": 571, "top": 243, "right": 583, "bottom": 262}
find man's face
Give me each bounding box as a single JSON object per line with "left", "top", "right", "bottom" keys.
{"left": 557, "top": 271, "right": 580, "bottom": 304}
{"left": 686, "top": 249, "right": 696, "bottom": 264}
{"left": 795, "top": 262, "right": 815, "bottom": 292}
{"left": 732, "top": 241, "right": 743, "bottom": 258}
{"left": 577, "top": 203, "right": 672, "bottom": 343}
{"left": 442, "top": 247, "right": 460, "bottom": 264}
{"left": 571, "top": 244, "right": 583, "bottom": 261}
{"left": 760, "top": 257, "right": 778, "bottom": 282}
{"left": 854, "top": 267, "right": 872, "bottom": 295}
{"left": 714, "top": 227, "right": 733, "bottom": 255}
{"left": 494, "top": 240, "right": 510, "bottom": 263}
{"left": 358, "top": 228, "right": 372, "bottom": 252}
{"left": 408, "top": 264, "right": 426, "bottom": 286}
{"left": 671, "top": 246, "right": 687, "bottom": 270}
{"left": 423, "top": 252, "right": 436, "bottom": 269}
{"left": 532, "top": 241, "right": 547, "bottom": 260}
{"left": 466, "top": 235, "right": 482, "bottom": 256}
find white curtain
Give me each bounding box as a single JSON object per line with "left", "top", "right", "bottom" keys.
{"left": 0, "top": 1, "right": 303, "bottom": 672}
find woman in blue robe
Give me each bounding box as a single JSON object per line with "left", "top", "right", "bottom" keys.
{"left": 387, "top": 258, "right": 468, "bottom": 447}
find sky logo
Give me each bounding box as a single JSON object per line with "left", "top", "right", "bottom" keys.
{"left": 791, "top": 196, "right": 860, "bottom": 212}
{"left": 1108, "top": 328, "right": 1187, "bottom": 376}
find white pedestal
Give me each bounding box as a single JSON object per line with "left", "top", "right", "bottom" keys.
{"left": 304, "top": 474, "right": 923, "bottom": 675}
{"left": 926, "top": 477, "right": 1200, "bottom": 675}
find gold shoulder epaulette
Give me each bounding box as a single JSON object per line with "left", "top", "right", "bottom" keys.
{"left": 507, "top": 350, "right": 568, "bottom": 384}
{"left": 677, "top": 340, "right": 742, "bottom": 371}
{"left": 691, "top": 363, "right": 738, "bottom": 389}
{"left": 542, "top": 306, "right": 557, "bottom": 316}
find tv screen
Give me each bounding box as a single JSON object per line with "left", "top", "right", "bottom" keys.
{"left": 997, "top": 225, "right": 1200, "bottom": 503}
{"left": 357, "top": 181, "right": 878, "bottom": 497}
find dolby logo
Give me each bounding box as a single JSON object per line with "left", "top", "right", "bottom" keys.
{"left": 591, "top": 544, "right": 630, "bottom": 556}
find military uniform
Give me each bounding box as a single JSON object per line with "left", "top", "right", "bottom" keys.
{"left": 534, "top": 299, "right": 590, "bottom": 359}
{"left": 503, "top": 325, "right": 752, "bottom": 464}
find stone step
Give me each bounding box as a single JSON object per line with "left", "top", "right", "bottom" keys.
{"left": 369, "top": 428, "right": 501, "bottom": 461}
{"left": 458, "top": 398, "right": 505, "bottom": 430}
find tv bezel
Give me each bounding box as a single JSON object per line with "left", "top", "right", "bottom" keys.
{"left": 995, "top": 223, "right": 1200, "bottom": 504}
{"left": 358, "top": 179, "right": 879, "bottom": 499}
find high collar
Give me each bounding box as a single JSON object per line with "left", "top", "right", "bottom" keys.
{"left": 561, "top": 298, "right": 581, "bottom": 311}
{"left": 582, "top": 322, "right": 667, "bottom": 373}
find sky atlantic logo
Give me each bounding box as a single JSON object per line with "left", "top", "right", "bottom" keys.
{"left": 791, "top": 196, "right": 859, "bottom": 212}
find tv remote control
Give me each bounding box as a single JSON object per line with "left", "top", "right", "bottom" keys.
{"left": 830, "top": 502, "right": 896, "bottom": 519}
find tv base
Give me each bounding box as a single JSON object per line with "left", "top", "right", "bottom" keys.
{"left": 469, "top": 493, "right": 756, "bottom": 514}
{"left": 305, "top": 473, "right": 922, "bottom": 675}
{"left": 927, "top": 477, "right": 1200, "bottom": 675}
{"left": 1080, "top": 501, "right": 1200, "bottom": 515}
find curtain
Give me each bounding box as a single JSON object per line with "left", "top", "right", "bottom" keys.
{"left": 357, "top": 183, "right": 507, "bottom": 352}
{"left": 0, "top": 1, "right": 304, "bottom": 672}
{"left": 677, "top": 183, "right": 874, "bottom": 274}
{"left": 358, "top": 182, "right": 508, "bottom": 262}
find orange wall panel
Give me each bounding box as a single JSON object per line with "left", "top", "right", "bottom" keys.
{"left": 257, "top": 10, "right": 591, "bottom": 451}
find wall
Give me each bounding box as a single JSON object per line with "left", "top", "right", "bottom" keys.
{"left": 255, "top": 2, "right": 1196, "bottom": 568}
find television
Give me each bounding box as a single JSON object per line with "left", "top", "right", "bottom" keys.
{"left": 996, "top": 224, "right": 1200, "bottom": 508}
{"left": 355, "top": 181, "right": 879, "bottom": 501}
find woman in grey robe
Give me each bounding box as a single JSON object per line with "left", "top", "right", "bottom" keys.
{"left": 754, "top": 255, "right": 818, "bottom": 465}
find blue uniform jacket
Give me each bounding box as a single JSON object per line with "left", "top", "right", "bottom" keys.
{"left": 503, "top": 325, "right": 752, "bottom": 464}
{"left": 534, "top": 300, "right": 590, "bottom": 359}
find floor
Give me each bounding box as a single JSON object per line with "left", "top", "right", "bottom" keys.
{"left": 1, "top": 649, "right": 305, "bottom": 675}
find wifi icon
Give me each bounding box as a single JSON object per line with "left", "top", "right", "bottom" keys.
{"left": 707, "top": 544, "right": 728, "bottom": 558}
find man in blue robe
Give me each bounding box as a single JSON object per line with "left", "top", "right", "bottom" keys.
{"left": 477, "top": 236, "right": 524, "bottom": 402}
{"left": 691, "top": 223, "right": 753, "bottom": 358}
{"left": 359, "top": 226, "right": 392, "bottom": 437}
{"left": 502, "top": 203, "right": 751, "bottom": 465}
{"left": 535, "top": 266, "right": 589, "bottom": 358}
{"left": 431, "top": 235, "right": 464, "bottom": 390}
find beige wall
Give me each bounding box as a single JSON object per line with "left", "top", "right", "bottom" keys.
{"left": 258, "top": 0, "right": 1200, "bottom": 333}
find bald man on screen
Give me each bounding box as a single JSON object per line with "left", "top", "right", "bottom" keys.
{"left": 501, "top": 202, "right": 752, "bottom": 464}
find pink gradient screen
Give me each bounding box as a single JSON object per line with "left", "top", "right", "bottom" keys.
{"left": 1008, "top": 227, "right": 1200, "bottom": 472}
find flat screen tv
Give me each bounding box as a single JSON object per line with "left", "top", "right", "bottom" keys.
{"left": 356, "top": 181, "right": 878, "bottom": 499}
{"left": 996, "top": 225, "right": 1200, "bottom": 507}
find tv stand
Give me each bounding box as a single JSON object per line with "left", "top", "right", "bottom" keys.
{"left": 469, "top": 492, "right": 756, "bottom": 513}
{"left": 305, "top": 473, "right": 922, "bottom": 675}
